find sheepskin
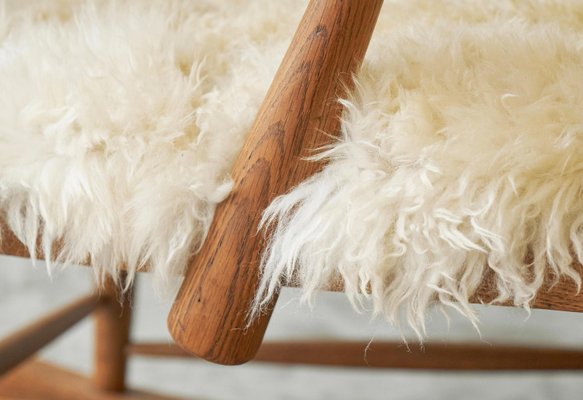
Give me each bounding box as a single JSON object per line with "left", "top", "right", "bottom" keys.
{"left": 0, "top": 0, "right": 304, "bottom": 286}
{"left": 253, "top": 0, "right": 583, "bottom": 334}
{"left": 2, "top": 0, "right": 583, "bottom": 335}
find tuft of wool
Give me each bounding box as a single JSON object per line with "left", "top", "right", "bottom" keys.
{"left": 0, "top": 0, "right": 304, "bottom": 288}
{"left": 254, "top": 0, "right": 583, "bottom": 336}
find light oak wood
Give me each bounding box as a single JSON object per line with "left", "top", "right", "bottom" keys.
{"left": 0, "top": 294, "right": 102, "bottom": 376}
{"left": 168, "top": 0, "right": 384, "bottom": 366}
{"left": 0, "top": 360, "right": 183, "bottom": 400}
{"left": 126, "top": 341, "right": 583, "bottom": 370}
{"left": 93, "top": 273, "right": 133, "bottom": 392}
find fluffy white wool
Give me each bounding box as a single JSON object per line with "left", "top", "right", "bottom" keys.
{"left": 0, "top": 0, "right": 303, "bottom": 287}
{"left": 254, "top": 1, "right": 583, "bottom": 335}
{"left": 2, "top": 0, "right": 583, "bottom": 334}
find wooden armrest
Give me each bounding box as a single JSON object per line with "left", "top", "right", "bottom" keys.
{"left": 168, "top": 0, "right": 384, "bottom": 365}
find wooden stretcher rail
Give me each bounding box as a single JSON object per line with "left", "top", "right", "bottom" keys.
{"left": 0, "top": 294, "right": 103, "bottom": 375}
{"left": 126, "top": 341, "right": 583, "bottom": 370}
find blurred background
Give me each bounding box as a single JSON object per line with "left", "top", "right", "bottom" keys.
{"left": 1, "top": 254, "right": 583, "bottom": 400}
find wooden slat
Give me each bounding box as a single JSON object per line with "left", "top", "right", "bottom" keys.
{"left": 3, "top": 218, "right": 583, "bottom": 316}
{"left": 126, "top": 341, "right": 583, "bottom": 371}
{"left": 126, "top": 343, "right": 187, "bottom": 358}
{"left": 0, "top": 360, "right": 184, "bottom": 400}
{"left": 168, "top": 0, "right": 384, "bottom": 366}
{"left": 473, "top": 268, "right": 583, "bottom": 313}
{"left": 0, "top": 294, "right": 102, "bottom": 376}
{"left": 0, "top": 220, "right": 144, "bottom": 271}
{"left": 321, "top": 267, "right": 583, "bottom": 314}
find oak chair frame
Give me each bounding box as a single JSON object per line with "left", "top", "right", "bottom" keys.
{"left": 2, "top": 0, "right": 583, "bottom": 397}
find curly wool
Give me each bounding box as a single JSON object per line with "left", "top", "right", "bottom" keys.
{"left": 0, "top": 0, "right": 304, "bottom": 287}
{"left": 254, "top": 0, "right": 583, "bottom": 335}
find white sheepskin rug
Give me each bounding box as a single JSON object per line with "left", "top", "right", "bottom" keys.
{"left": 0, "top": 0, "right": 303, "bottom": 285}
{"left": 2, "top": 0, "right": 583, "bottom": 334}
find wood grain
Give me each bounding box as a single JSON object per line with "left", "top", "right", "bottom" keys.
{"left": 93, "top": 273, "right": 133, "bottom": 392}
{"left": 0, "top": 294, "right": 102, "bottom": 376}
{"left": 167, "top": 0, "right": 384, "bottom": 365}
{"left": 126, "top": 341, "right": 583, "bottom": 370}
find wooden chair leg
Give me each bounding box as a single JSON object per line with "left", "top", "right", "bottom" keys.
{"left": 93, "top": 272, "right": 133, "bottom": 392}
{"left": 168, "top": 0, "right": 383, "bottom": 366}
{"left": 0, "top": 294, "right": 102, "bottom": 376}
